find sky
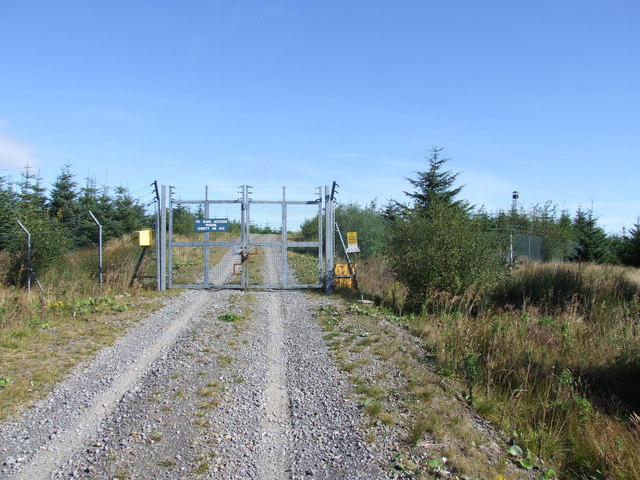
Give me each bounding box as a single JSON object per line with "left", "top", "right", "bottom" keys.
{"left": 0, "top": 0, "right": 639, "bottom": 234}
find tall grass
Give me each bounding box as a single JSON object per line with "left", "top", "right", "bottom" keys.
{"left": 358, "top": 260, "right": 640, "bottom": 479}
{"left": 0, "top": 235, "right": 156, "bottom": 332}
{"left": 494, "top": 262, "right": 639, "bottom": 321}
{"left": 0, "top": 236, "right": 168, "bottom": 420}
{"left": 356, "top": 258, "right": 407, "bottom": 312}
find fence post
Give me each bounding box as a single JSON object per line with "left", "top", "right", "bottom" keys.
{"left": 153, "top": 181, "right": 161, "bottom": 291}
{"left": 16, "top": 220, "right": 31, "bottom": 292}
{"left": 88, "top": 211, "right": 103, "bottom": 293}
{"left": 510, "top": 233, "right": 514, "bottom": 265}
{"left": 159, "top": 185, "right": 167, "bottom": 290}
{"left": 324, "top": 185, "right": 335, "bottom": 294}
{"left": 203, "top": 185, "right": 210, "bottom": 287}
{"left": 317, "top": 186, "right": 323, "bottom": 286}
{"left": 15, "top": 220, "right": 43, "bottom": 293}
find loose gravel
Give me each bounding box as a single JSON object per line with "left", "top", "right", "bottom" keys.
{"left": 0, "top": 287, "right": 390, "bottom": 479}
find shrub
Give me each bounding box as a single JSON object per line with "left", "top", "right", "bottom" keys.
{"left": 386, "top": 201, "right": 505, "bottom": 312}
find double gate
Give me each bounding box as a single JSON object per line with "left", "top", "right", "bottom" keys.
{"left": 167, "top": 185, "right": 335, "bottom": 290}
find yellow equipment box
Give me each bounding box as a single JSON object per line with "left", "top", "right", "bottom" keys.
{"left": 334, "top": 263, "right": 356, "bottom": 289}
{"left": 132, "top": 228, "right": 153, "bottom": 247}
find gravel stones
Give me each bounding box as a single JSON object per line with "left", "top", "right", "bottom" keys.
{"left": 0, "top": 288, "right": 390, "bottom": 479}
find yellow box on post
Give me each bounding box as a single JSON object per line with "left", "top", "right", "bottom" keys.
{"left": 334, "top": 263, "right": 356, "bottom": 289}
{"left": 132, "top": 228, "right": 153, "bottom": 247}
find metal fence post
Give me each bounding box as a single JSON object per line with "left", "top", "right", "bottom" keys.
{"left": 15, "top": 220, "right": 43, "bottom": 293}
{"left": 16, "top": 220, "right": 31, "bottom": 292}
{"left": 203, "top": 185, "right": 210, "bottom": 287}
{"left": 281, "top": 186, "right": 287, "bottom": 287}
{"left": 510, "top": 233, "right": 514, "bottom": 265}
{"left": 324, "top": 185, "right": 335, "bottom": 294}
{"left": 153, "top": 181, "right": 161, "bottom": 291}
{"left": 88, "top": 211, "right": 103, "bottom": 293}
{"left": 167, "top": 186, "right": 174, "bottom": 290}
{"left": 160, "top": 185, "right": 167, "bottom": 290}
{"left": 317, "top": 186, "right": 323, "bottom": 286}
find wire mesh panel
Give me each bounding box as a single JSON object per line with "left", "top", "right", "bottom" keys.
{"left": 247, "top": 202, "right": 283, "bottom": 288}
{"left": 514, "top": 233, "right": 544, "bottom": 262}
{"left": 247, "top": 199, "right": 323, "bottom": 288}
{"left": 169, "top": 186, "right": 244, "bottom": 289}
{"left": 287, "top": 201, "right": 324, "bottom": 287}
{"left": 168, "top": 185, "right": 324, "bottom": 289}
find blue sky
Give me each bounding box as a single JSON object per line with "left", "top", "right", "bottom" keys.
{"left": 0, "top": 1, "right": 638, "bottom": 233}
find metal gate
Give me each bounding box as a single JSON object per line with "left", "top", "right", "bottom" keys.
{"left": 167, "top": 185, "right": 334, "bottom": 290}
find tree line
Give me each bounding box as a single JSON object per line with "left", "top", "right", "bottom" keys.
{"left": 320, "top": 148, "right": 639, "bottom": 311}
{"left": 0, "top": 164, "right": 151, "bottom": 282}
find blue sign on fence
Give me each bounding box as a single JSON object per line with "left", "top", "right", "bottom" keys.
{"left": 194, "top": 218, "right": 229, "bottom": 232}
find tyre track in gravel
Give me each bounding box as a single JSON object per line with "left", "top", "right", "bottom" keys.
{"left": 0, "top": 290, "right": 212, "bottom": 480}
{"left": 1, "top": 243, "right": 388, "bottom": 479}
{"left": 255, "top": 293, "right": 292, "bottom": 480}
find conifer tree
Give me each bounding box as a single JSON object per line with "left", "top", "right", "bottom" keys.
{"left": 621, "top": 219, "right": 640, "bottom": 267}
{"left": 404, "top": 146, "right": 469, "bottom": 214}
{"left": 112, "top": 186, "right": 147, "bottom": 236}
{"left": 18, "top": 164, "right": 47, "bottom": 215}
{"left": 388, "top": 148, "right": 503, "bottom": 312}
{"left": 0, "top": 175, "right": 18, "bottom": 250}
{"left": 49, "top": 163, "right": 81, "bottom": 243}
{"left": 10, "top": 166, "right": 70, "bottom": 284}
{"left": 75, "top": 176, "right": 103, "bottom": 246}
{"left": 570, "top": 208, "right": 610, "bottom": 263}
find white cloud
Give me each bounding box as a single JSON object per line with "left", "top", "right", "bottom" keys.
{"left": 0, "top": 124, "right": 40, "bottom": 171}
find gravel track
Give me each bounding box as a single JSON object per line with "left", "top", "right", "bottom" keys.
{"left": 0, "top": 285, "right": 388, "bottom": 479}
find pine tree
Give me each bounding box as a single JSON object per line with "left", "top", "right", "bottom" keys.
{"left": 0, "top": 175, "right": 19, "bottom": 250}
{"left": 112, "top": 186, "right": 147, "bottom": 236}
{"left": 570, "top": 208, "right": 610, "bottom": 263}
{"left": 18, "top": 164, "right": 47, "bottom": 215}
{"left": 48, "top": 163, "right": 81, "bottom": 243}
{"left": 404, "top": 147, "right": 469, "bottom": 214}
{"left": 388, "top": 148, "right": 504, "bottom": 312}
{"left": 621, "top": 219, "right": 640, "bottom": 267}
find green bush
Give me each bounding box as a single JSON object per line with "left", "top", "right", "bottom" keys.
{"left": 386, "top": 201, "right": 505, "bottom": 312}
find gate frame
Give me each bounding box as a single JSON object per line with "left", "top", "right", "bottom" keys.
{"left": 163, "top": 185, "right": 335, "bottom": 291}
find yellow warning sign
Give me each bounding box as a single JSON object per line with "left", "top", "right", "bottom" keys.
{"left": 346, "top": 231, "right": 360, "bottom": 253}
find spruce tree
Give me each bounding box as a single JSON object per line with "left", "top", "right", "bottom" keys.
{"left": 49, "top": 163, "right": 81, "bottom": 244}
{"left": 388, "top": 148, "right": 504, "bottom": 312}
{"left": 404, "top": 147, "right": 469, "bottom": 214}
{"left": 76, "top": 176, "right": 102, "bottom": 246}
{"left": 622, "top": 219, "right": 640, "bottom": 267}
{"left": 112, "top": 186, "right": 147, "bottom": 236}
{"left": 570, "top": 208, "right": 610, "bottom": 263}
{"left": 18, "top": 164, "right": 47, "bottom": 215}
{"left": 11, "top": 165, "right": 70, "bottom": 284}
{"left": 0, "top": 175, "right": 18, "bottom": 250}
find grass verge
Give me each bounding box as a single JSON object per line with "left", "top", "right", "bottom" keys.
{"left": 315, "top": 302, "right": 535, "bottom": 480}
{"left": 351, "top": 260, "right": 640, "bottom": 479}
{"left": 0, "top": 288, "right": 178, "bottom": 420}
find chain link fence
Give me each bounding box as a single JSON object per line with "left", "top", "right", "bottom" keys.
{"left": 511, "top": 233, "right": 544, "bottom": 262}
{"left": 332, "top": 204, "right": 560, "bottom": 269}
{"left": 169, "top": 185, "right": 324, "bottom": 289}
{"left": 1, "top": 217, "right": 158, "bottom": 294}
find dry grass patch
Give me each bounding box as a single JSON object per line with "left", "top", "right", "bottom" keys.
{"left": 0, "top": 289, "right": 173, "bottom": 420}
{"left": 315, "top": 300, "right": 530, "bottom": 479}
